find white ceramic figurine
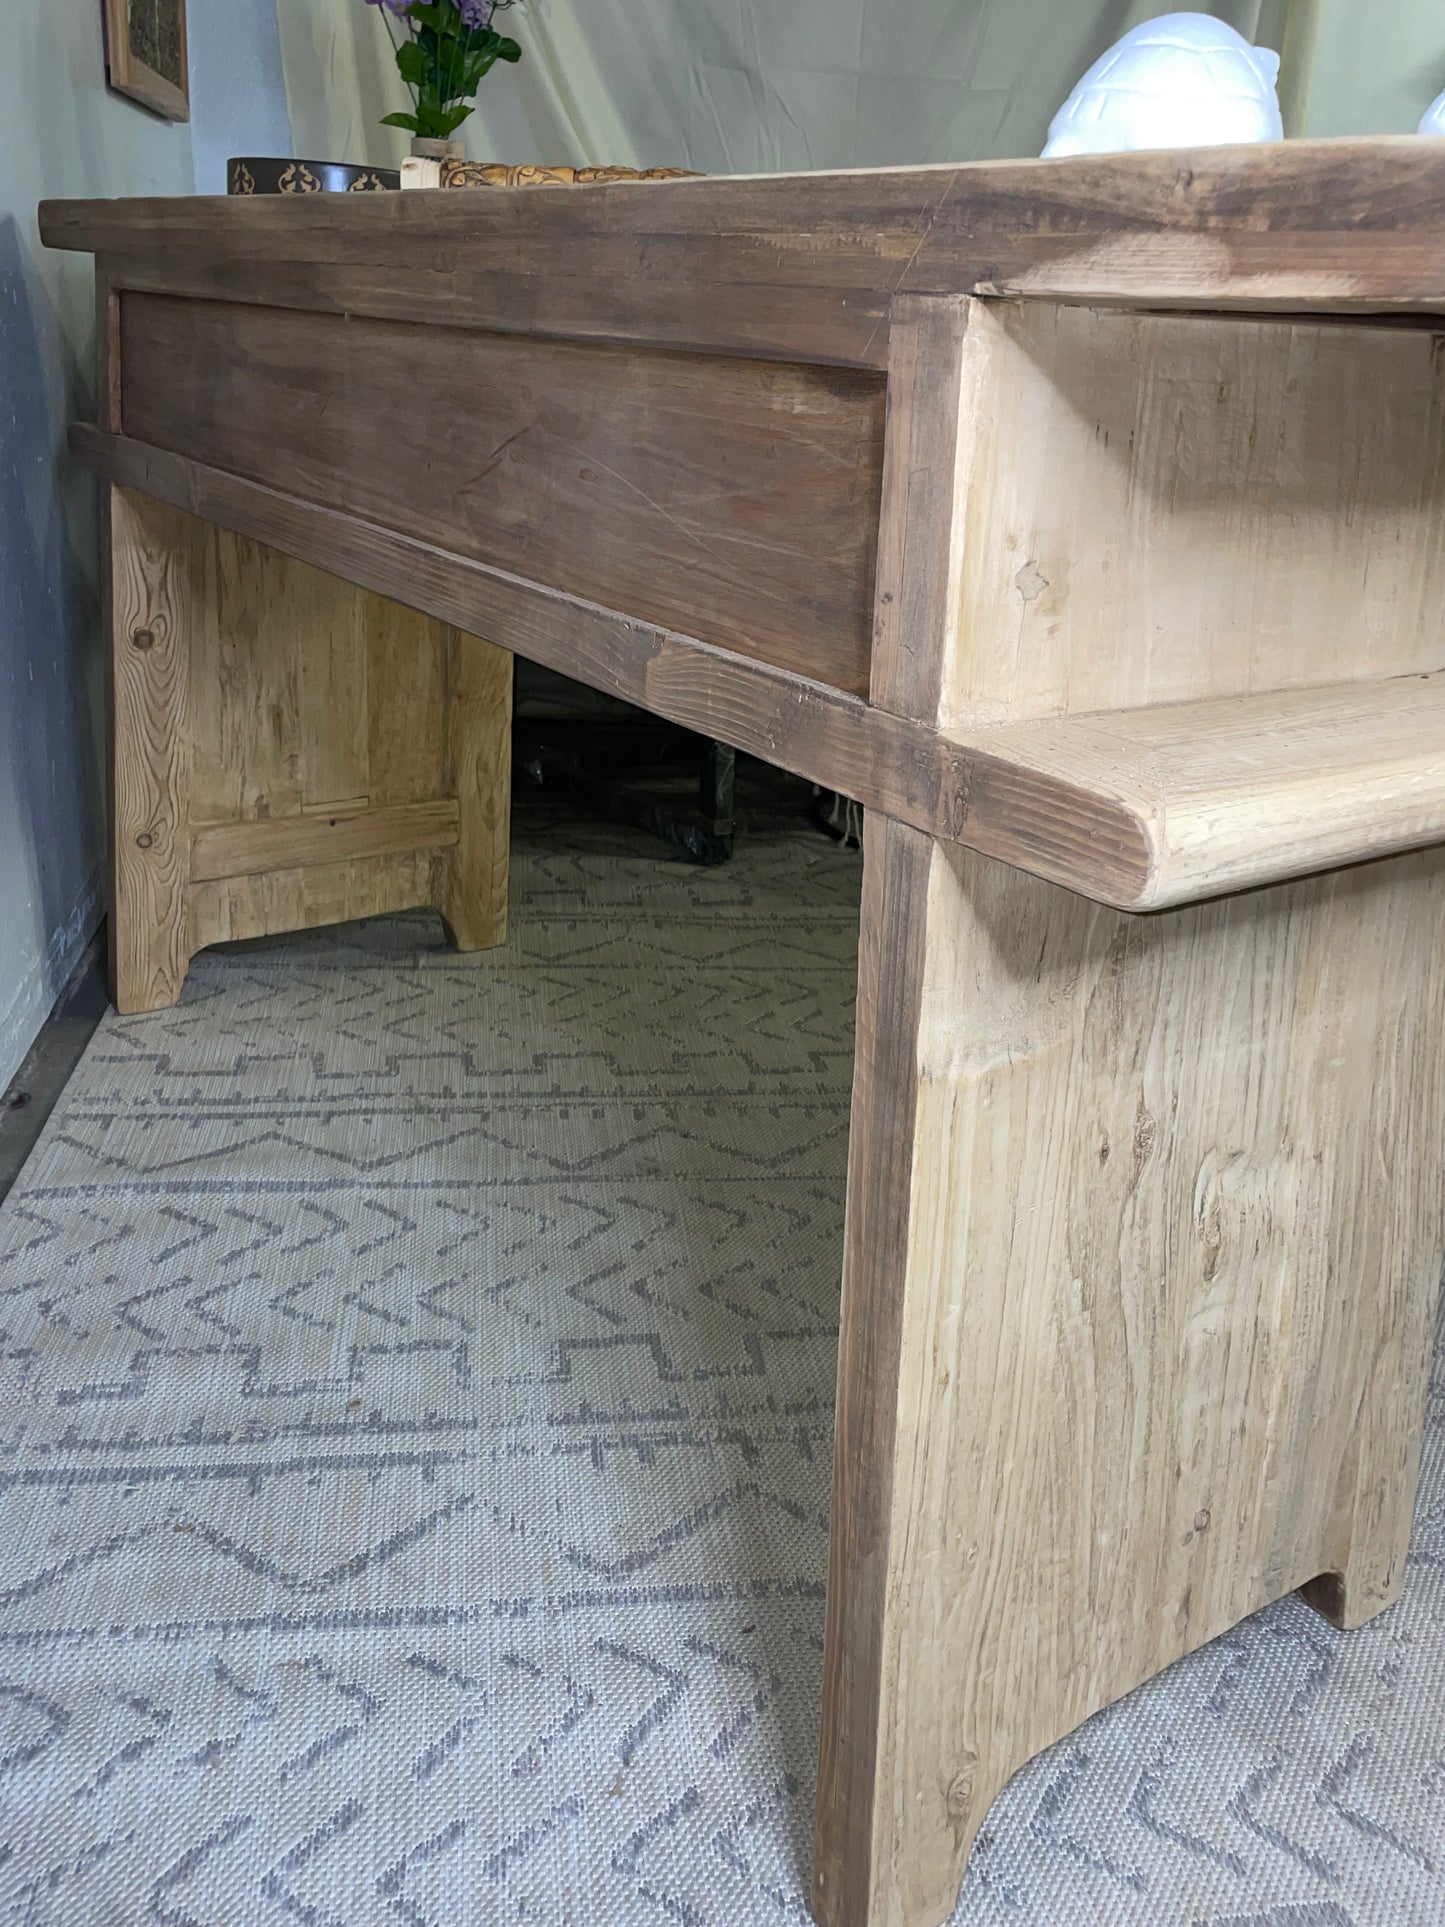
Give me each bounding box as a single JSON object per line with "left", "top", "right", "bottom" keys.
{"left": 1420, "top": 89, "right": 1445, "bottom": 136}
{"left": 1043, "top": 12, "right": 1283, "bottom": 159}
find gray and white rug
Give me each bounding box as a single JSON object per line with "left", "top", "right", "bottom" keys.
{"left": 2, "top": 778, "right": 1443, "bottom": 1927}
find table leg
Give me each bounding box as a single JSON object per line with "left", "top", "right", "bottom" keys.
{"left": 436, "top": 630, "right": 512, "bottom": 951}
{"left": 104, "top": 489, "right": 512, "bottom": 1010}
{"left": 813, "top": 817, "right": 1445, "bottom": 1927}
{"left": 106, "top": 484, "right": 198, "bottom": 1013}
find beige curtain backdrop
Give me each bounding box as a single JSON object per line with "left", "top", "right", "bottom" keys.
{"left": 274, "top": 0, "right": 1445, "bottom": 178}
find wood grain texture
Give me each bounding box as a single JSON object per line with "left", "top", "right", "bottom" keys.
{"left": 942, "top": 301, "right": 1445, "bottom": 728}
{"left": 296, "top": 558, "right": 370, "bottom": 811}
{"left": 181, "top": 527, "right": 488, "bottom": 918}
{"left": 104, "top": 483, "right": 510, "bottom": 1008}
{"left": 364, "top": 593, "right": 450, "bottom": 808}
{"left": 188, "top": 532, "right": 306, "bottom": 826}
{"left": 436, "top": 630, "right": 512, "bottom": 951}
{"left": 95, "top": 267, "right": 123, "bottom": 433}
{"left": 188, "top": 548, "right": 447, "bottom": 818}
{"left": 813, "top": 812, "right": 934, "bottom": 1927}
{"left": 817, "top": 285, "right": 1445, "bottom": 1927}
{"left": 119, "top": 293, "right": 886, "bottom": 694}
{"left": 818, "top": 839, "right": 1445, "bottom": 1927}
{"left": 188, "top": 852, "right": 440, "bottom": 953}
{"left": 40, "top": 140, "right": 1445, "bottom": 367}
{"left": 190, "top": 798, "right": 459, "bottom": 882}
{"left": 107, "top": 486, "right": 198, "bottom": 1013}
{"left": 954, "top": 670, "right": 1445, "bottom": 909}
{"left": 87, "top": 433, "right": 1445, "bottom": 916}
{"left": 69, "top": 428, "right": 982, "bottom": 848}
{"left": 868, "top": 296, "right": 971, "bottom": 720}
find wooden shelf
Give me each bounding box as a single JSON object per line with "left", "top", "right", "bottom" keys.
{"left": 954, "top": 671, "right": 1445, "bottom": 910}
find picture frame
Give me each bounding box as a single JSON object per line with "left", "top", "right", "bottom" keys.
{"left": 103, "top": 0, "right": 189, "bottom": 123}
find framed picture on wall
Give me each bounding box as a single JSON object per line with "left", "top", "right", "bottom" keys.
{"left": 103, "top": 0, "right": 189, "bottom": 122}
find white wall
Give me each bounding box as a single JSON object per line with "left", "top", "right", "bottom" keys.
{"left": 190, "top": 0, "right": 292, "bottom": 192}
{"left": 278, "top": 0, "right": 1322, "bottom": 178}
{"left": 0, "top": 0, "right": 292, "bottom": 1086}
{"left": 1289, "top": 0, "right": 1445, "bottom": 135}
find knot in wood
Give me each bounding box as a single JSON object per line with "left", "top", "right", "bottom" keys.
{"left": 944, "top": 1752, "right": 980, "bottom": 1848}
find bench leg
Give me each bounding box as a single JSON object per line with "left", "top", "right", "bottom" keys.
{"left": 813, "top": 817, "right": 1445, "bottom": 1927}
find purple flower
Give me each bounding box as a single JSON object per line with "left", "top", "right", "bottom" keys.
{"left": 457, "top": 0, "right": 491, "bottom": 23}
{"left": 362, "top": 0, "right": 413, "bottom": 14}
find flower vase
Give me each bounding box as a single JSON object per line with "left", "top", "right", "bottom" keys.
{"left": 402, "top": 136, "right": 466, "bottom": 190}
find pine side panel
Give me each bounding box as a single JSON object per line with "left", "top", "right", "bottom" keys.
{"left": 816, "top": 293, "right": 1445, "bottom": 1927}
{"left": 862, "top": 842, "right": 1445, "bottom": 1927}
{"left": 944, "top": 304, "right": 1445, "bottom": 727}
{"left": 187, "top": 529, "right": 305, "bottom": 825}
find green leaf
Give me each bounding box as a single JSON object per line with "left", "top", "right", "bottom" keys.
{"left": 395, "top": 40, "right": 427, "bottom": 84}
{"left": 408, "top": 87, "right": 469, "bottom": 135}
{"left": 379, "top": 111, "right": 422, "bottom": 131}
{"left": 495, "top": 36, "right": 521, "bottom": 60}
{"left": 406, "top": 3, "right": 452, "bottom": 31}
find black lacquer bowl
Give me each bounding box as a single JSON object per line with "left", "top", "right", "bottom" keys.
{"left": 227, "top": 157, "right": 399, "bottom": 195}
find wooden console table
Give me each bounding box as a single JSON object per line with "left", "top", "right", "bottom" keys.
{"left": 41, "top": 140, "right": 1445, "bottom": 1927}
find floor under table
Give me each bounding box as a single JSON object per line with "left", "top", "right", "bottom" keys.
{"left": 1, "top": 774, "right": 1443, "bottom": 1926}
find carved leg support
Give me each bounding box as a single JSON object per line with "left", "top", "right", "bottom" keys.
{"left": 104, "top": 488, "right": 512, "bottom": 1011}
{"left": 813, "top": 818, "right": 1445, "bottom": 1927}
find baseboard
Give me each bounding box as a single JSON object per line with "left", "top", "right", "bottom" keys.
{"left": 0, "top": 868, "right": 105, "bottom": 1090}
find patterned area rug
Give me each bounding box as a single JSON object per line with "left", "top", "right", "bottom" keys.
{"left": 2, "top": 779, "right": 1443, "bottom": 1927}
